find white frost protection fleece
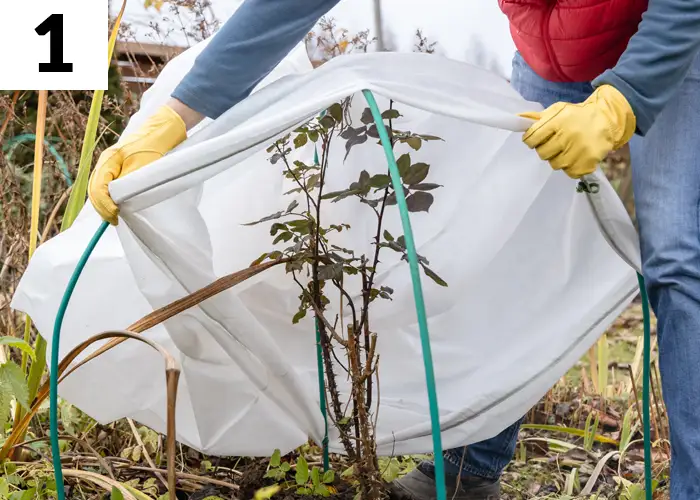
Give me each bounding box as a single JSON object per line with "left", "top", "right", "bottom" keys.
{"left": 12, "top": 47, "right": 641, "bottom": 457}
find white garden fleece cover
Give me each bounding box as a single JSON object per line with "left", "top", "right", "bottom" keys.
{"left": 13, "top": 43, "right": 642, "bottom": 457}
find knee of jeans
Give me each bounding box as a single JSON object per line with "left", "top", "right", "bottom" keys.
{"left": 640, "top": 229, "right": 700, "bottom": 307}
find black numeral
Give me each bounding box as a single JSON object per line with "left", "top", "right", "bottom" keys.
{"left": 35, "top": 14, "right": 73, "bottom": 73}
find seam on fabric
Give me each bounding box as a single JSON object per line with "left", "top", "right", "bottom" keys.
{"left": 396, "top": 284, "right": 639, "bottom": 444}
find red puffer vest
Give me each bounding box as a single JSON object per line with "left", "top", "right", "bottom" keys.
{"left": 499, "top": 0, "right": 648, "bottom": 82}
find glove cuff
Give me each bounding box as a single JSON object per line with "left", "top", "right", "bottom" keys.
{"left": 595, "top": 84, "right": 636, "bottom": 149}
{"left": 117, "top": 105, "right": 188, "bottom": 154}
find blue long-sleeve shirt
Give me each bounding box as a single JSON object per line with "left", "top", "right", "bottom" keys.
{"left": 172, "top": 0, "right": 339, "bottom": 119}
{"left": 172, "top": 0, "right": 700, "bottom": 136}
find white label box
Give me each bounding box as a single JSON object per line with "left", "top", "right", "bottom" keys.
{"left": 0, "top": 0, "right": 108, "bottom": 90}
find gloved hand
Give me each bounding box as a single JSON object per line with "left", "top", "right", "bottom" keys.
{"left": 519, "top": 84, "right": 636, "bottom": 178}
{"left": 88, "top": 105, "right": 187, "bottom": 225}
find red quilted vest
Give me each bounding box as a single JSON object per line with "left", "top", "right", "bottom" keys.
{"left": 499, "top": 0, "right": 648, "bottom": 82}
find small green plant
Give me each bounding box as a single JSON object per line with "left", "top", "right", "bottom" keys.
{"left": 615, "top": 475, "right": 658, "bottom": 500}
{"left": 265, "top": 449, "right": 292, "bottom": 481}
{"left": 619, "top": 405, "right": 637, "bottom": 452}
{"left": 0, "top": 348, "right": 30, "bottom": 434}
{"left": 583, "top": 412, "right": 600, "bottom": 452}
{"left": 0, "top": 463, "right": 57, "bottom": 500}
{"left": 264, "top": 450, "right": 335, "bottom": 497}
{"left": 295, "top": 456, "right": 335, "bottom": 497}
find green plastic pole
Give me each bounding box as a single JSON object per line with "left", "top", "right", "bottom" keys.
{"left": 362, "top": 89, "right": 447, "bottom": 500}
{"left": 50, "top": 220, "right": 109, "bottom": 500}
{"left": 637, "top": 273, "right": 653, "bottom": 500}
{"left": 313, "top": 144, "right": 330, "bottom": 472}
{"left": 315, "top": 318, "right": 330, "bottom": 471}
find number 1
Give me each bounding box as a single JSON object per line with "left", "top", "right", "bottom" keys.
{"left": 35, "top": 14, "right": 73, "bottom": 73}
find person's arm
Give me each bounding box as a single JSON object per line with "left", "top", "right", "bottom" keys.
{"left": 170, "top": 0, "right": 341, "bottom": 125}
{"left": 592, "top": 0, "right": 700, "bottom": 135}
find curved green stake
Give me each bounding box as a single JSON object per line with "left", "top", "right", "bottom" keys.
{"left": 637, "top": 273, "right": 653, "bottom": 500}
{"left": 4, "top": 133, "right": 72, "bottom": 186}
{"left": 362, "top": 89, "right": 446, "bottom": 500}
{"left": 50, "top": 220, "right": 109, "bottom": 500}
{"left": 315, "top": 318, "right": 330, "bottom": 471}
{"left": 313, "top": 143, "right": 330, "bottom": 472}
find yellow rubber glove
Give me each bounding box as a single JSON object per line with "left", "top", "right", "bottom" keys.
{"left": 519, "top": 84, "right": 636, "bottom": 179}
{"left": 88, "top": 105, "right": 187, "bottom": 225}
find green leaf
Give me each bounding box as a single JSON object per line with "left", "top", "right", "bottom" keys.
{"left": 280, "top": 462, "right": 291, "bottom": 472}
{"left": 422, "top": 266, "right": 448, "bottom": 287}
{"left": 379, "top": 457, "right": 401, "bottom": 482}
{"left": 243, "top": 211, "right": 284, "bottom": 226}
{"left": 381, "top": 109, "right": 401, "bottom": 120}
{"left": 366, "top": 124, "right": 379, "bottom": 138}
{"left": 314, "top": 484, "right": 330, "bottom": 497}
{"left": 340, "top": 126, "right": 362, "bottom": 139}
{"left": 396, "top": 154, "right": 411, "bottom": 178}
{"left": 9, "top": 489, "right": 35, "bottom": 500}
{"left": 403, "top": 163, "right": 430, "bottom": 185}
{"left": 295, "top": 456, "right": 309, "bottom": 485}
{"left": 292, "top": 308, "right": 307, "bottom": 325}
{"left": 0, "top": 337, "right": 35, "bottom": 361}
{"left": 319, "top": 115, "right": 336, "bottom": 130}
{"left": 0, "top": 362, "right": 30, "bottom": 409}
{"left": 359, "top": 170, "right": 371, "bottom": 191}
{"left": 361, "top": 107, "right": 374, "bottom": 124}
{"left": 619, "top": 406, "right": 634, "bottom": 452}
{"left": 411, "top": 183, "right": 442, "bottom": 191}
{"left": 270, "top": 449, "right": 281, "bottom": 467}
{"left": 308, "top": 129, "right": 319, "bottom": 143}
{"left": 323, "top": 470, "right": 335, "bottom": 484}
{"left": 328, "top": 103, "right": 343, "bottom": 122}
{"left": 288, "top": 219, "right": 312, "bottom": 235}
{"left": 273, "top": 232, "right": 294, "bottom": 244}
{"left": 406, "top": 136, "right": 422, "bottom": 151}
{"left": 264, "top": 469, "right": 283, "bottom": 480}
{"left": 520, "top": 424, "right": 619, "bottom": 445}
{"left": 419, "top": 134, "right": 443, "bottom": 141}
{"left": 286, "top": 200, "right": 299, "bottom": 213}
{"left": 251, "top": 252, "right": 270, "bottom": 266}
{"left": 318, "top": 264, "right": 343, "bottom": 281}
{"left": 311, "top": 467, "right": 320, "bottom": 486}
{"left": 344, "top": 133, "right": 368, "bottom": 160}
{"left": 369, "top": 174, "right": 391, "bottom": 189}
{"left": 405, "top": 192, "right": 434, "bottom": 213}
{"left": 254, "top": 485, "right": 281, "bottom": 500}
{"left": 111, "top": 487, "right": 125, "bottom": 500}
{"left": 383, "top": 230, "right": 394, "bottom": 242}
{"left": 294, "top": 133, "right": 308, "bottom": 149}
{"left": 307, "top": 173, "right": 320, "bottom": 190}
{"left": 270, "top": 223, "right": 288, "bottom": 236}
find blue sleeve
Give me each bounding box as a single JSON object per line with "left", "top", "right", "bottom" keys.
{"left": 172, "top": 0, "right": 341, "bottom": 119}
{"left": 593, "top": 0, "right": 700, "bottom": 135}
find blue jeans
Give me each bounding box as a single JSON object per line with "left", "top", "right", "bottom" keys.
{"left": 505, "top": 51, "right": 700, "bottom": 498}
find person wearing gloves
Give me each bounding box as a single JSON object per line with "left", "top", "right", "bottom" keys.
{"left": 89, "top": 0, "right": 700, "bottom": 498}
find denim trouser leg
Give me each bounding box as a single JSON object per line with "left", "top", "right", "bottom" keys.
{"left": 632, "top": 53, "right": 700, "bottom": 499}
